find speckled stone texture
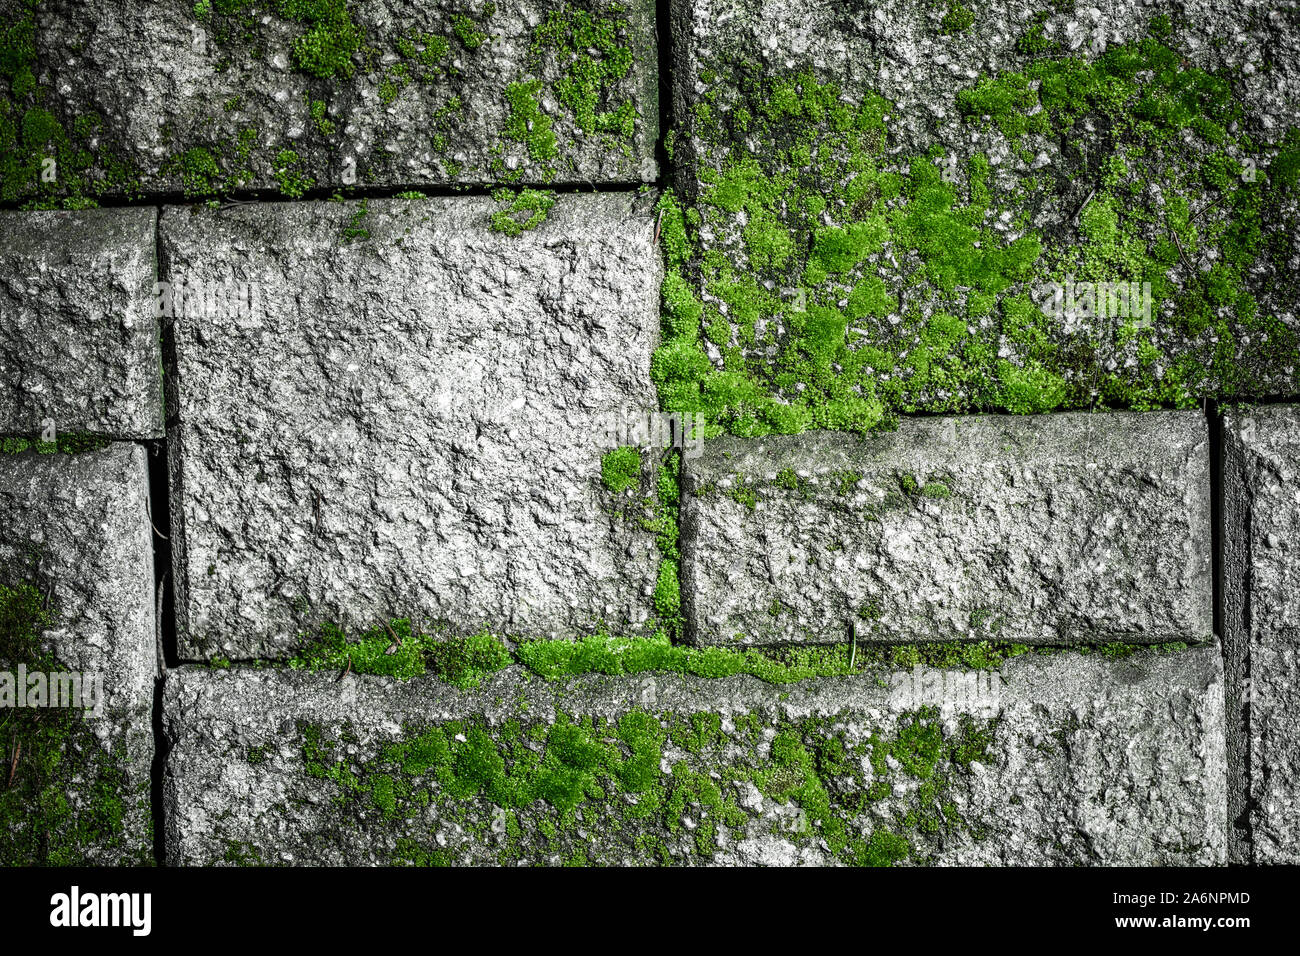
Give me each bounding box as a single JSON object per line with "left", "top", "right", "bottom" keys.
{"left": 162, "top": 194, "right": 662, "bottom": 660}
{"left": 0, "top": 443, "right": 157, "bottom": 864}
{"left": 30, "top": 0, "right": 657, "bottom": 195}
{"left": 668, "top": 0, "right": 1300, "bottom": 413}
{"left": 163, "top": 643, "right": 1225, "bottom": 866}
{"left": 0, "top": 208, "right": 162, "bottom": 439}
{"left": 1223, "top": 405, "right": 1300, "bottom": 864}
{"left": 680, "top": 411, "right": 1212, "bottom": 647}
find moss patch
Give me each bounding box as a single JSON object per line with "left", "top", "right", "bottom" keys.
{"left": 0, "top": 0, "right": 141, "bottom": 207}
{"left": 489, "top": 187, "right": 556, "bottom": 236}
{"left": 0, "top": 433, "right": 112, "bottom": 455}
{"left": 239, "top": 702, "right": 998, "bottom": 866}
{"left": 6, "top": 0, "right": 644, "bottom": 202}
{"left": 288, "top": 619, "right": 511, "bottom": 688}
{"left": 600, "top": 445, "right": 641, "bottom": 493}
{"left": 283, "top": 619, "right": 1197, "bottom": 687}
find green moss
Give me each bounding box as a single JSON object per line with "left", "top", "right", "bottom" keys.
{"left": 0, "top": 1, "right": 142, "bottom": 207}
{"left": 938, "top": 3, "right": 975, "bottom": 36}
{"left": 340, "top": 196, "right": 370, "bottom": 243}
{"left": 1, "top": 0, "right": 642, "bottom": 205}
{"left": 288, "top": 620, "right": 511, "bottom": 688}
{"left": 451, "top": 13, "right": 489, "bottom": 51}
{"left": 489, "top": 187, "right": 556, "bottom": 236}
{"left": 1014, "top": 13, "right": 1053, "bottom": 55}
{"left": 920, "top": 481, "right": 951, "bottom": 499}
{"left": 279, "top": 0, "right": 363, "bottom": 79}
{"left": 502, "top": 80, "right": 558, "bottom": 166}
{"left": 1, "top": 433, "right": 111, "bottom": 455}
{"left": 653, "top": 560, "right": 680, "bottom": 620}
{"left": 530, "top": 6, "right": 635, "bottom": 141}
{"left": 600, "top": 446, "right": 641, "bottom": 494}
{"left": 308, "top": 99, "right": 336, "bottom": 136}
{"left": 410, "top": 32, "right": 450, "bottom": 70}
{"left": 163, "top": 128, "right": 262, "bottom": 199}
{"left": 727, "top": 478, "right": 759, "bottom": 509}
{"left": 222, "top": 839, "right": 265, "bottom": 866}
{"left": 273, "top": 148, "right": 314, "bottom": 198}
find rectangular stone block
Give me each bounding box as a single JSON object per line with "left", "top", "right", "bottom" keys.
{"left": 680, "top": 411, "right": 1212, "bottom": 646}
{"left": 0, "top": 443, "right": 156, "bottom": 865}
{"left": 0, "top": 208, "right": 162, "bottom": 440}
{"left": 163, "top": 642, "right": 1225, "bottom": 866}
{"left": 663, "top": 0, "right": 1300, "bottom": 428}
{"left": 162, "top": 193, "right": 663, "bottom": 660}
{"left": 1223, "top": 404, "right": 1300, "bottom": 864}
{"left": 13, "top": 0, "right": 657, "bottom": 204}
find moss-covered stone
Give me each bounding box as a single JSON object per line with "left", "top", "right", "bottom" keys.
{"left": 7, "top": 0, "right": 658, "bottom": 201}
{"left": 667, "top": 4, "right": 1300, "bottom": 438}
{"left": 0, "top": 582, "right": 152, "bottom": 865}
{"left": 163, "top": 645, "right": 1227, "bottom": 865}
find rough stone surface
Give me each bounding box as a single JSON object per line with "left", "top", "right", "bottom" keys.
{"left": 665, "top": 0, "right": 1300, "bottom": 426}
{"left": 0, "top": 208, "right": 162, "bottom": 439}
{"left": 21, "top": 0, "right": 657, "bottom": 200}
{"left": 1223, "top": 404, "right": 1300, "bottom": 864}
{"left": 162, "top": 194, "right": 663, "bottom": 660}
{"left": 0, "top": 444, "right": 157, "bottom": 711}
{"left": 163, "top": 643, "right": 1226, "bottom": 866}
{"left": 0, "top": 443, "right": 157, "bottom": 864}
{"left": 681, "top": 411, "right": 1212, "bottom": 647}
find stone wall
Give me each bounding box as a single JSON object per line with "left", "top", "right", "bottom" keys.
{"left": 1, "top": 0, "right": 1298, "bottom": 866}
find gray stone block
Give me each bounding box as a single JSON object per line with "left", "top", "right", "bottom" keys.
{"left": 24, "top": 0, "right": 657, "bottom": 200}
{"left": 162, "top": 193, "right": 663, "bottom": 660}
{"left": 0, "top": 443, "right": 156, "bottom": 864}
{"left": 0, "top": 208, "right": 162, "bottom": 440}
{"left": 1223, "top": 404, "right": 1300, "bottom": 864}
{"left": 162, "top": 642, "right": 1225, "bottom": 866}
{"left": 680, "top": 411, "right": 1212, "bottom": 646}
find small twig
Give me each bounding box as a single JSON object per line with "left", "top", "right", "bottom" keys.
{"left": 849, "top": 621, "right": 857, "bottom": 671}
{"left": 1071, "top": 188, "right": 1096, "bottom": 228}
{"left": 653, "top": 209, "right": 664, "bottom": 246}
{"left": 1138, "top": 166, "right": 1203, "bottom": 284}
{"left": 336, "top": 654, "right": 352, "bottom": 682}
{"left": 382, "top": 621, "right": 403, "bottom": 655}
{"left": 218, "top": 198, "right": 259, "bottom": 211}
{"left": 156, "top": 572, "right": 169, "bottom": 680}
{"left": 1190, "top": 194, "right": 1225, "bottom": 225}
{"left": 146, "top": 494, "right": 168, "bottom": 541}
{"left": 1168, "top": 223, "right": 1198, "bottom": 279}
{"left": 6, "top": 740, "right": 20, "bottom": 789}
